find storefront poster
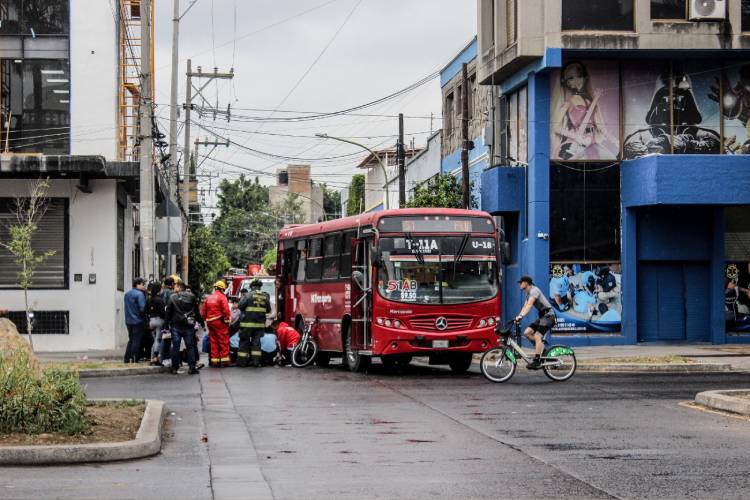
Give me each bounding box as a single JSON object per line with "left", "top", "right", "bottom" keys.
{"left": 548, "top": 263, "right": 622, "bottom": 334}
{"left": 719, "top": 63, "right": 750, "bottom": 155}
{"left": 725, "top": 262, "right": 750, "bottom": 333}
{"left": 550, "top": 60, "right": 620, "bottom": 161}
{"left": 623, "top": 61, "right": 721, "bottom": 159}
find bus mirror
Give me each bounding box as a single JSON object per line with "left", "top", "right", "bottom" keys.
{"left": 352, "top": 270, "right": 366, "bottom": 291}
{"left": 370, "top": 243, "right": 381, "bottom": 267}
{"left": 500, "top": 241, "right": 511, "bottom": 266}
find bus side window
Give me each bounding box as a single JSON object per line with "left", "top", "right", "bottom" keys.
{"left": 283, "top": 246, "right": 295, "bottom": 283}
{"left": 306, "top": 238, "right": 323, "bottom": 281}
{"left": 296, "top": 240, "right": 307, "bottom": 283}
{"left": 323, "top": 234, "right": 341, "bottom": 280}
{"left": 340, "top": 232, "right": 354, "bottom": 278}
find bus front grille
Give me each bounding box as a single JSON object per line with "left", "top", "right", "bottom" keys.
{"left": 408, "top": 315, "right": 473, "bottom": 332}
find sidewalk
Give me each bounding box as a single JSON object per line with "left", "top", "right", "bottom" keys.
{"left": 573, "top": 344, "right": 750, "bottom": 371}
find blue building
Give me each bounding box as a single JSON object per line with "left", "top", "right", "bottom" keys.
{"left": 440, "top": 37, "right": 490, "bottom": 209}
{"left": 477, "top": 0, "right": 750, "bottom": 345}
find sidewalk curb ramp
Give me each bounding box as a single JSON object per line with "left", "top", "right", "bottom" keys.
{"left": 695, "top": 390, "right": 750, "bottom": 416}
{"left": 78, "top": 366, "right": 169, "bottom": 378}
{"left": 0, "top": 399, "right": 166, "bottom": 465}
{"left": 577, "top": 363, "right": 734, "bottom": 373}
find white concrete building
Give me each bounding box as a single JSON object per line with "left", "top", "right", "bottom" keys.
{"left": 0, "top": 1, "right": 146, "bottom": 352}
{"left": 404, "top": 130, "right": 442, "bottom": 204}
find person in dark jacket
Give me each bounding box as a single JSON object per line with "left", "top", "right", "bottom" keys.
{"left": 165, "top": 281, "right": 205, "bottom": 374}
{"left": 123, "top": 277, "right": 147, "bottom": 363}
{"left": 237, "top": 279, "right": 270, "bottom": 367}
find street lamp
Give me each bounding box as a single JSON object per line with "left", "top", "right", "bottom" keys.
{"left": 315, "top": 133, "right": 389, "bottom": 210}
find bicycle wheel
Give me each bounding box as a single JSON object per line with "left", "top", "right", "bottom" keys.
{"left": 480, "top": 348, "right": 516, "bottom": 383}
{"left": 542, "top": 345, "right": 576, "bottom": 382}
{"left": 291, "top": 339, "right": 318, "bottom": 367}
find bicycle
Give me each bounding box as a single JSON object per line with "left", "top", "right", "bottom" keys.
{"left": 480, "top": 321, "right": 576, "bottom": 383}
{"left": 291, "top": 319, "right": 319, "bottom": 368}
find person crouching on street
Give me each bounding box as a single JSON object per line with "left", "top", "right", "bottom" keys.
{"left": 237, "top": 279, "right": 270, "bottom": 367}
{"left": 260, "top": 328, "right": 278, "bottom": 366}
{"left": 273, "top": 320, "right": 300, "bottom": 366}
{"left": 201, "top": 280, "right": 232, "bottom": 367}
{"left": 165, "top": 281, "right": 205, "bottom": 374}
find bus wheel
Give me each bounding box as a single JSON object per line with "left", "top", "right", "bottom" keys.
{"left": 343, "top": 325, "right": 370, "bottom": 373}
{"left": 448, "top": 353, "right": 473, "bottom": 374}
{"left": 315, "top": 352, "right": 331, "bottom": 367}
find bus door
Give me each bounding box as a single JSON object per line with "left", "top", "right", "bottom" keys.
{"left": 350, "top": 237, "right": 371, "bottom": 350}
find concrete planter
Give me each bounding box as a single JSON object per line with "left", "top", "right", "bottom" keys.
{"left": 695, "top": 390, "right": 750, "bottom": 416}
{"left": 0, "top": 399, "right": 166, "bottom": 465}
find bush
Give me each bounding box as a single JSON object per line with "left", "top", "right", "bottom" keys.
{"left": 0, "top": 349, "right": 89, "bottom": 435}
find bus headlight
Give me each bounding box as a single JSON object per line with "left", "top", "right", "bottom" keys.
{"left": 479, "top": 319, "right": 487, "bottom": 328}
{"left": 377, "top": 317, "right": 384, "bottom": 325}
{"left": 385, "top": 319, "right": 392, "bottom": 327}
{"left": 488, "top": 317, "right": 495, "bottom": 326}
{"left": 393, "top": 320, "right": 401, "bottom": 329}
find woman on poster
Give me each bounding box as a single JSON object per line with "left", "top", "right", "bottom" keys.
{"left": 552, "top": 61, "right": 618, "bottom": 161}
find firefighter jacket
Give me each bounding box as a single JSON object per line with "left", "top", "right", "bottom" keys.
{"left": 238, "top": 290, "right": 270, "bottom": 328}
{"left": 201, "top": 290, "right": 231, "bottom": 323}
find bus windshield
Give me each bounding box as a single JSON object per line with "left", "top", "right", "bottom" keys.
{"left": 377, "top": 236, "right": 498, "bottom": 305}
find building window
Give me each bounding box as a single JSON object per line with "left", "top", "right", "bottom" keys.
{"left": 743, "top": 0, "right": 750, "bottom": 32}
{"left": 0, "top": 197, "right": 68, "bottom": 289}
{"left": 1, "top": 59, "right": 70, "bottom": 155}
{"left": 550, "top": 162, "right": 621, "bottom": 263}
{"left": 445, "top": 92, "right": 455, "bottom": 136}
{"left": 497, "top": 86, "right": 527, "bottom": 164}
{"left": 562, "top": 0, "right": 634, "bottom": 31}
{"left": 651, "top": 0, "right": 686, "bottom": 19}
{"left": 7, "top": 310, "right": 69, "bottom": 334}
{"left": 0, "top": 0, "right": 69, "bottom": 35}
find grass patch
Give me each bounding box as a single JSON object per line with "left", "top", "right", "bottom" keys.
{"left": 41, "top": 361, "right": 134, "bottom": 371}
{"left": 581, "top": 355, "right": 697, "bottom": 365}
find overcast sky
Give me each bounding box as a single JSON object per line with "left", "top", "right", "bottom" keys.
{"left": 153, "top": 0, "right": 477, "bottom": 213}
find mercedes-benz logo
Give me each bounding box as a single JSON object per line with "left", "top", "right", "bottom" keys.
{"left": 435, "top": 317, "right": 448, "bottom": 331}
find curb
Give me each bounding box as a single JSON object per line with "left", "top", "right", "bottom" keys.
{"left": 77, "top": 366, "right": 168, "bottom": 378}
{"left": 0, "top": 399, "right": 166, "bottom": 465}
{"left": 695, "top": 390, "right": 750, "bottom": 416}
{"left": 577, "top": 363, "right": 734, "bottom": 373}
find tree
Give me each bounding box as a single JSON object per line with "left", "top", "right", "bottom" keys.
{"left": 189, "top": 225, "right": 231, "bottom": 295}
{"left": 346, "top": 174, "right": 365, "bottom": 216}
{"left": 0, "top": 179, "right": 55, "bottom": 352}
{"left": 406, "top": 174, "right": 477, "bottom": 209}
{"left": 320, "top": 183, "right": 341, "bottom": 220}
{"left": 212, "top": 188, "right": 304, "bottom": 268}
{"left": 262, "top": 249, "right": 277, "bottom": 272}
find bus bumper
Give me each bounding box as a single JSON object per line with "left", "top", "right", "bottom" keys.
{"left": 371, "top": 327, "right": 497, "bottom": 356}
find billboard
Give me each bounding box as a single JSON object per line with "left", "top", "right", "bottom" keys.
{"left": 549, "top": 263, "right": 622, "bottom": 334}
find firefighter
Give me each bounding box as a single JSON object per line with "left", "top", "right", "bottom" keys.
{"left": 237, "top": 278, "right": 270, "bottom": 367}
{"left": 200, "top": 280, "right": 232, "bottom": 367}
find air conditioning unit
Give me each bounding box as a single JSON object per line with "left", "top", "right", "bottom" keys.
{"left": 688, "top": 0, "right": 727, "bottom": 21}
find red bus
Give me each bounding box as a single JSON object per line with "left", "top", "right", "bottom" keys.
{"left": 276, "top": 208, "right": 501, "bottom": 373}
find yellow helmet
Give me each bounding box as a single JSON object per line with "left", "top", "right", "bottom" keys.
{"left": 170, "top": 274, "right": 182, "bottom": 284}
{"left": 214, "top": 280, "right": 227, "bottom": 290}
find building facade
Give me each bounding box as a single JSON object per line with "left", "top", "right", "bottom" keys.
{"left": 269, "top": 165, "right": 325, "bottom": 224}
{"left": 0, "top": 1, "right": 144, "bottom": 351}
{"left": 440, "top": 37, "right": 491, "bottom": 209}
{"left": 404, "top": 130, "right": 442, "bottom": 204}
{"left": 358, "top": 147, "right": 421, "bottom": 212}
{"left": 478, "top": 0, "right": 750, "bottom": 345}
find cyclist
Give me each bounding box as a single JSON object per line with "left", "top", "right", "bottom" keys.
{"left": 515, "top": 275, "right": 556, "bottom": 369}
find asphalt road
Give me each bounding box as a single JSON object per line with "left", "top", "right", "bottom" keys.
{"left": 2, "top": 362, "right": 749, "bottom": 499}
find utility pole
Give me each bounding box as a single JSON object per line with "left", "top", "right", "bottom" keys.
{"left": 181, "top": 62, "right": 234, "bottom": 281}
{"left": 461, "top": 63, "right": 470, "bottom": 210}
{"left": 139, "top": 0, "right": 155, "bottom": 281}
{"left": 166, "top": 0, "right": 180, "bottom": 277}
{"left": 398, "top": 113, "right": 405, "bottom": 208}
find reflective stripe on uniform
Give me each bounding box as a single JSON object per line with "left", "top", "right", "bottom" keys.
{"left": 237, "top": 352, "right": 249, "bottom": 357}
{"left": 206, "top": 315, "right": 222, "bottom": 322}
{"left": 219, "top": 357, "right": 230, "bottom": 362}
{"left": 251, "top": 351, "right": 262, "bottom": 356}
{"left": 245, "top": 307, "right": 266, "bottom": 312}
{"left": 240, "top": 322, "right": 265, "bottom": 328}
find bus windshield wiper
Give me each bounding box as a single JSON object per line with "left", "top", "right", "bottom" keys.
{"left": 405, "top": 232, "right": 424, "bottom": 266}
{"left": 452, "top": 233, "right": 470, "bottom": 280}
